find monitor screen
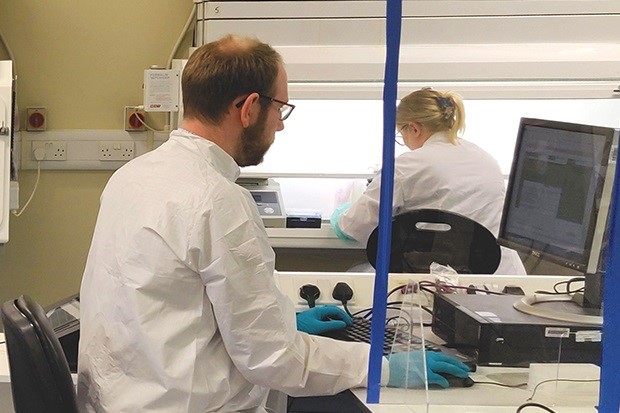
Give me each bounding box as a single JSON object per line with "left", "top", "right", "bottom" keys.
{"left": 498, "top": 117, "right": 618, "bottom": 274}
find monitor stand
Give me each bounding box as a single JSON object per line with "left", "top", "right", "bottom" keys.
{"left": 513, "top": 293, "right": 602, "bottom": 327}
{"left": 583, "top": 271, "right": 604, "bottom": 309}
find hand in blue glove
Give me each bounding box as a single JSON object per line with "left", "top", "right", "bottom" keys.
{"left": 330, "top": 203, "right": 354, "bottom": 241}
{"left": 296, "top": 305, "right": 353, "bottom": 335}
{"left": 387, "top": 351, "right": 470, "bottom": 389}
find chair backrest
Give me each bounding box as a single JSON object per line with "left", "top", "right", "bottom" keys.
{"left": 0, "top": 295, "right": 78, "bottom": 413}
{"left": 366, "top": 208, "right": 501, "bottom": 274}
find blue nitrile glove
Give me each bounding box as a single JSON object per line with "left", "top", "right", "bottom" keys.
{"left": 387, "top": 351, "right": 470, "bottom": 389}
{"left": 330, "top": 203, "right": 354, "bottom": 241}
{"left": 296, "top": 305, "right": 353, "bottom": 335}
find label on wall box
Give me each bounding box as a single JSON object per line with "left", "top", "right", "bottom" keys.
{"left": 143, "top": 69, "right": 180, "bottom": 112}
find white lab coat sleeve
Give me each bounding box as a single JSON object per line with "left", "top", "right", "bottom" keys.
{"left": 192, "top": 185, "right": 375, "bottom": 396}
{"left": 338, "top": 169, "right": 407, "bottom": 245}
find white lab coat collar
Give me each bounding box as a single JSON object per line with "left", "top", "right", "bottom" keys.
{"left": 173, "top": 128, "right": 241, "bottom": 183}
{"left": 423, "top": 131, "right": 454, "bottom": 146}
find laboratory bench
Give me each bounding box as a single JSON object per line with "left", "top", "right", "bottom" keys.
{"left": 288, "top": 355, "right": 599, "bottom": 413}
{"left": 0, "top": 332, "right": 600, "bottom": 413}
{"left": 0, "top": 272, "right": 604, "bottom": 412}
{"left": 351, "top": 364, "right": 599, "bottom": 413}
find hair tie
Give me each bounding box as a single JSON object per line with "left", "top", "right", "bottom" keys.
{"left": 436, "top": 96, "right": 455, "bottom": 120}
{"left": 436, "top": 97, "right": 453, "bottom": 109}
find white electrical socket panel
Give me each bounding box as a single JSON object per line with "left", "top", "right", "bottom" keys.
{"left": 31, "top": 141, "right": 67, "bottom": 161}
{"left": 99, "top": 141, "right": 135, "bottom": 161}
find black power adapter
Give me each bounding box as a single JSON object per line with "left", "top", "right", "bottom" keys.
{"left": 332, "top": 282, "right": 353, "bottom": 305}
{"left": 299, "top": 284, "right": 321, "bottom": 308}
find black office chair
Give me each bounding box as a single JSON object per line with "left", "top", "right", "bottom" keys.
{"left": 366, "top": 208, "right": 501, "bottom": 274}
{"left": 1, "top": 295, "right": 78, "bottom": 413}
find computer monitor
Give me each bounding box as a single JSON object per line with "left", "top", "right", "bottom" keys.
{"left": 498, "top": 117, "right": 619, "bottom": 325}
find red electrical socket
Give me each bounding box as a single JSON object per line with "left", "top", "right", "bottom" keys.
{"left": 26, "top": 107, "right": 47, "bottom": 131}
{"left": 124, "top": 106, "right": 146, "bottom": 131}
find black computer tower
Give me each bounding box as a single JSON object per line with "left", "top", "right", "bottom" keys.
{"left": 431, "top": 293, "right": 601, "bottom": 367}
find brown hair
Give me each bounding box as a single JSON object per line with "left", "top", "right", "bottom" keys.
{"left": 182, "top": 34, "right": 283, "bottom": 124}
{"left": 396, "top": 88, "right": 465, "bottom": 144}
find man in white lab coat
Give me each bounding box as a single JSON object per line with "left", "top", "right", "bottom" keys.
{"left": 77, "top": 35, "right": 469, "bottom": 413}
{"left": 332, "top": 88, "right": 526, "bottom": 276}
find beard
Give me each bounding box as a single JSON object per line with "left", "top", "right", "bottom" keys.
{"left": 237, "top": 110, "right": 273, "bottom": 167}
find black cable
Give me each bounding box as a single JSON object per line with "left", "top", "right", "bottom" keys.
{"left": 516, "top": 402, "right": 558, "bottom": 413}
{"left": 535, "top": 277, "right": 585, "bottom": 295}
{"left": 386, "top": 315, "right": 410, "bottom": 327}
{"left": 349, "top": 299, "right": 431, "bottom": 330}
{"left": 387, "top": 283, "right": 418, "bottom": 298}
{"left": 351, "top": 301, "right": 405, "bottom": 318}
{"left": 472, "top": 380, "right": 528, "bottom": 389}
{"left": 331, "top": 282, "right": 355, "bottom": 317}
{"left": 420, "top": 305, "right": 433, "bottom": 316}
{"left": 414, "top": 307, "right": 434, "bottom": 327}
{"left": 419, "top": 282, "right": 505, "bottom": 296}
{"left": 349, "top": 305, "right": 416, "bottom": 330}
{"left": 384, "top": 306, "right": 413, "bottom": 321}
{"left": 418, "top": 280, "right": 461, "bottom": 294}
{"left": 351, "top": 308, "right": 373, "bottom": 318}
{"left": 555, "top": 277, "right": 585, "bottom": 294}
{"left": 528, "top": 378, "right": 599, "bottom": 401}
{"left": 387, "top": 284, "right": 407, "bottom": 298}
{"left": 342, "top": 302, "right": 353, "bottom": 317}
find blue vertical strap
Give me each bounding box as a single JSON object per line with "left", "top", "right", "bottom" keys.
{"left": 599, "top": 151, "right": 620, "bottom": 412}
{"left": 366, "top": 0, "right": 402, "bottom": 404}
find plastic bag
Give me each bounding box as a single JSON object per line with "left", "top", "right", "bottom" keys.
{"left": 430, "top": 262, "right": 459, "bottom": 294}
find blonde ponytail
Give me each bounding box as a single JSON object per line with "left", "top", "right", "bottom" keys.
{"left": 396, "top": 88, "right": 466, "bottom": 144}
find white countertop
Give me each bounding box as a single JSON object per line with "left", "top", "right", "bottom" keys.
{"left": 352, "top": 366, "right": 599, "bottom": 412}
{"left": 266, "top": 224, "right": 363, "bottom": 249}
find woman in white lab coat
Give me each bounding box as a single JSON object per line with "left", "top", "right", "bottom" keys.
{"left": 332, "top": 88, "right": 526, "bottom": 275}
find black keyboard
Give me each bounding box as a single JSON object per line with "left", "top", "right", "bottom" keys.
{"left": 320, "top": 317, "right": 476, "bottom": 371}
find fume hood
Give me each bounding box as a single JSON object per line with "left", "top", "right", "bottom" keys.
{"left": 193, "top": 0, "right": 620, "bottom": 99}
{"left": 174, "top": 1, "right": 620, "bottom": 254}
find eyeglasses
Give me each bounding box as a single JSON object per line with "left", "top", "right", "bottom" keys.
{"left": 235, "top": 94, "right": 296, "bottom": 121}
{"left": 395, "top": 125, "right": 407, "bottom": 146}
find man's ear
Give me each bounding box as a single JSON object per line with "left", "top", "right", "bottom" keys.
{"left": 238, "top": 93, "right": 261, "bottom": 128}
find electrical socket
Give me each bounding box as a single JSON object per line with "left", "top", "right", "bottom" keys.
{"left": 124, "top": 106, "right": 146, "bottom": 131}
{"left": 31, "top": 141, "right": 67, "bottom": 161}
{"left": 99, "top": 141, "right": 135, "bottom": 161}
{"left": 26, "top": 107, "right": 47, "bottom": 131}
